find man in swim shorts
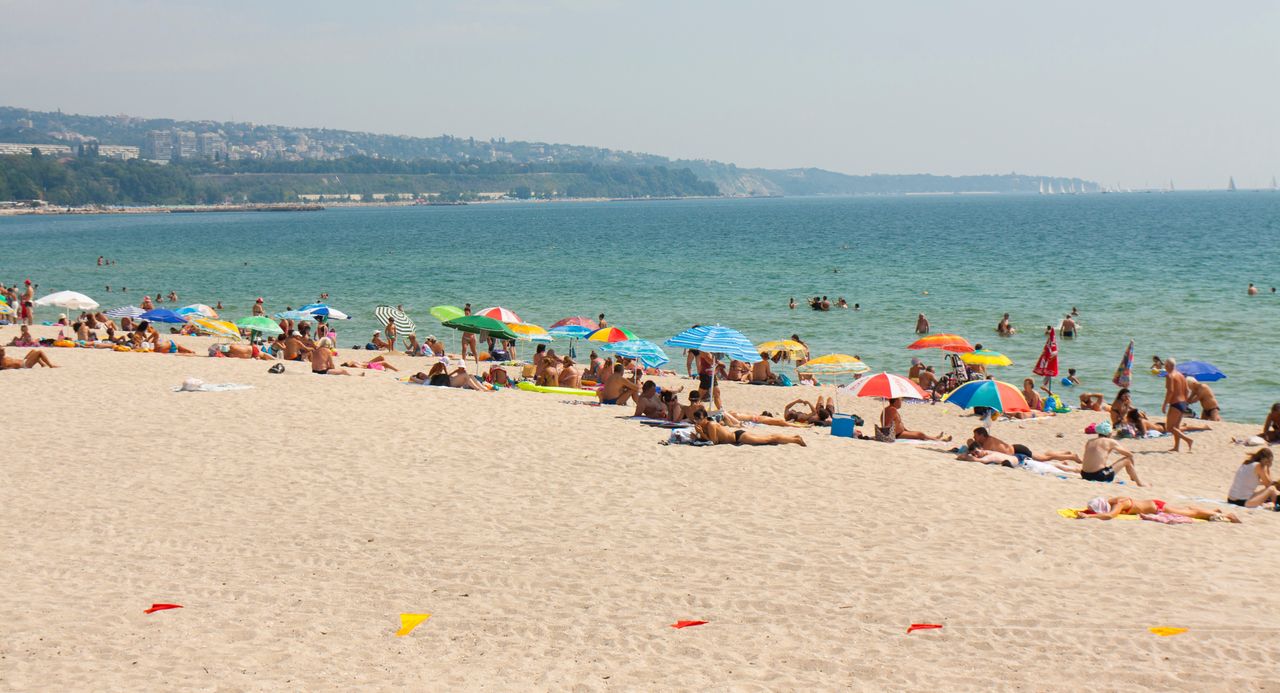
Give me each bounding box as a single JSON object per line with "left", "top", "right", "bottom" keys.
{"left": 1188, "top": 380, "right": 1221, "bottom": 421}
{"left": 1080, "top": 422, "right": 1146, "bottom": 486}
{"left": 597, "top": 363, "right": 640, "bottom": 406}
{"left": 969, "top": 427, "right": 1081, "bottom": 464}
{"left": 1161, "top": 358, "right": 1195, "bottom": 452}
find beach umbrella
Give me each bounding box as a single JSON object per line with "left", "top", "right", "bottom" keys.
{"left": 907, "top": 333, "right": 974, "bottom": 353}
{"left": 1112, "top": 339, "right": 1135, "bottom": 388}
{"left": 942, "top": 379, "right": 1030, "bottom": 413}
{"left": 551, "top": 316, "right": 599, "bottom": 331}
{"left": 430, "top": 305, "right": 465, "bottom": 322}
{"left": 105, "top": 305, "right": 145, "bottom": 320}
{"left": 587, "top": 326, "right": 637, "bottom": 343}
{"left": 797, "top": 353, "right": 871, "bottom": 376}
{"left": 601, "top": 339, "right": 670, "bottom": 368}
{"left": 841, "top": 372, "right": 929, "bottom": 400}
{"left": 441, "top": 315, "right": 520, "bottom": 341}
{"left": 138, "top": 308, "right": 190, "bottom": 324}
{"left": 478, "top": 306, "right": 523, "bottom": 324}
{"left": 1169, "top": 360, "right": 1226, "bottom": 382}
{"left": 175, "top": 304, "right": 218, "bottom": 319}
{"left": 549, "top": 324, "right": 593, "bottom": 339}
{"left": 961, "top": 349, "right": 1013, "bottom": 367}
{"left": 235, "top": 316, "right": 283, "bottom": 336}
{"left": 34, "top": 290, "right": 99, "bottom": 312}
{"left": 0, "top": 303, "right": 12, "bottom": 316}
{"left": 665, "top": 325, "right": 761, "bottom": 363}
{"left": 374, "top": 305, "right": 416, "bottom": 334}
{"left": 757, "top": 339, "right": 809, "bottom": 361}
{"left": 507, "top": 322, "right": 552, "bottom": 343}
{"left": 299, "top": 303, "right": 350, "bottom": 320}
{"left": 274, "top": 310, "right": 310, "bottom": 321}
{"left": 190, "top": 318, "right": 242, "bottom": 341}
{"left": 1032, "top": 328, "right": 1059, "bottom": 379}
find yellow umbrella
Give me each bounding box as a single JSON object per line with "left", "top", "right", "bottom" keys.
{"left": 796, "top": 353, "right": 870, "bottom": 375}
{"left": 960, "top": 349, "right": 1013, "bottom": 367}
{"left": 191, "top": 317, "right": 242, "bottom": 341}
{"left": 506, "top": 322, "right": 553, "bottom": 343}
{"left": 756, "top": 339, "right": 808, "bottom": 360}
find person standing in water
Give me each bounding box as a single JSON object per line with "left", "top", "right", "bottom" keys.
{"left": 915, "top": 313, "right": 930, "bottom": 334}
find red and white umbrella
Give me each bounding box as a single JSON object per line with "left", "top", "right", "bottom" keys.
{"left": 840, "top": 372, "right": 928, "bottom": 400}
{"left": 478, "top": 306, "right": 522, "bottom": 324}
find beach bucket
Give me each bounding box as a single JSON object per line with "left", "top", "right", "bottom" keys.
{"left": 830, "top": 413, "right": 856, "bottom": 438}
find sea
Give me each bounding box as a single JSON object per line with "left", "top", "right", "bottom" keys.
{"left": 2, "top": 193, "right": 1277, "bottom": 421}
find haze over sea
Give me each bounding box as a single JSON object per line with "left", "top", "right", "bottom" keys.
{"left": 2, "top": 193, "right": 1277, "bottom": 420}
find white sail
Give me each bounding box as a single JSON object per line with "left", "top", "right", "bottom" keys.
{"left": 1272, "top": 176, "right": 1278, "bottom": 191}
{"left": 1167, "top": 179, "right": 1174, "bottom": 193}
{"left": 1039, "top": 180, "right": 1046, "bottom": 194}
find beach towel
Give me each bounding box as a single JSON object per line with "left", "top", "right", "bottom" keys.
{"left": 173, "top": 379, "right": 252, "bottom": 393}
{"left": 1140, "top": 512, "right": 1195, "bottom": 524}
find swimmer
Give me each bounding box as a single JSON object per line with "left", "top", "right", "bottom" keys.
{"left": 1248, "top": 283, "right": 1258, "bottom": 296}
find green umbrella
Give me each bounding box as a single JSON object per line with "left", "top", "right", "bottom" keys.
{"left": 430, "top": 305, "right": 465, "bottom": 322}
{"left": 235, "top": 316, "right": 284, "bottom": 336}
{"left": 442, "top": 315, "right": 520, "bottom": 341}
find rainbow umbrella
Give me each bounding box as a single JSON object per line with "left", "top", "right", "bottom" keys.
{"left": 840, "top": 372, "right": 928, "bottom": 399}
{"left": 551, "top": 316, "right": 599, "bottom": 330}
{"left": 430, "top": 305, "right": 464, "bottom": 322}
{"left": 507, "top": 322, "right": 553, "bottom": 343}
{"left": 586, "top": 326, "right": 636, "bottom": 343}
{"left": 479, "top": 306, "right": 522, "bottom": 324}
{"left": 907, "top": 333, "right": 974, "bottom": 353}
{"left": 757, "top": 339, "right": 809, "bottom": 361}
{"left": 796, "top": 353, "right": 870, "bottom": 376}
{"left": 1112, "top": 339, "right": 1134, "bottom": 388}
{"left": 190, "top": 317, "right": 243, "bottom": 341}
{"left": 942, "top": 379, "right": 1030, "bottom": 413}
{"left": 960, "top": 349, "right": 1012, "bottom": 367}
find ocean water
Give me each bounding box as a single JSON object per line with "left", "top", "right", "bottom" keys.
{"left": 2, "top": 193, "right": 1278, "bottom": 420}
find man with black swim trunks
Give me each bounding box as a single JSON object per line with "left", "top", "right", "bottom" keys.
{"left": 1081, "top": 422, "right": 1146, "bottom": 486}
{"left": 1162, "top": 358, "right": 1195, "bottom": 452}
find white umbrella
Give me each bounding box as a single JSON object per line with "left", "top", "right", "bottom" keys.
{"left": 34, "top": 290, "right": 99, "bottom": 312}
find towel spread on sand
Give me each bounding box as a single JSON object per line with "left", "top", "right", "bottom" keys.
{"left": 173, "top": 380, "right": 253, "bottom": 393}
{"left": 1057, "top": 508, "right": 1206, "bottom": 522}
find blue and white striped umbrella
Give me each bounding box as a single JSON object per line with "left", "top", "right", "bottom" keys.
{"left": 299, "top": 303, "right": 351, "bottom": 320}
{"left": 104, "top": 305, "right": 145, "bottom": 319}
{"left": 601, "top": 339, "right": 670, "bottom": 368}
{"left": 665, "top": 325, "right": 761, "bottom": 363}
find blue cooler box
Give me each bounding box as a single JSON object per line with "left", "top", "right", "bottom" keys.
{"left": 830, "top": 413, "right": 856, "bottom": 438}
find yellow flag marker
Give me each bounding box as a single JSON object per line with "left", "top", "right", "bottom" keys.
{"left": 395, "top": 613, "right": 431, "bottom": 637}
{"left": 1149, "top": 626, "right": 1188, "bottom": 637}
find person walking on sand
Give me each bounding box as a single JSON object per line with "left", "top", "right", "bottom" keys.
{"left": 1080, "top": 422, "right": 1146, "bottom": 486}
{"left": 916, "top": 313, "right": 930, "bottom": 334}
{"left": 1161, "top": 358, "right": 1195, "bottom": 452}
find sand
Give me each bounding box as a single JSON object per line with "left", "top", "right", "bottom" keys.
{"left": 3, "top": 324, "right": 1279, "bottom": 691}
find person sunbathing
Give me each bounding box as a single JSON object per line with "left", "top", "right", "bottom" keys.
{"left": 341, "top": 354, "right": 399, "bottom": 371}
{"left": 485, "top": 365, "right": 512, "bottom": 386}
{"left": 725, "top": 359, "right": 752, "bottom": 382}
{"left": 597, "top": 364, "right": 641, "bottom": 405}
{"left": 558, "top": 356, "right": 582, "bottom": 388}
{"left": 784, "top": 397, "right": 834, "bottom": 426}
{"left": 1078, "top": 392, "right": 1108, "bottom": 412}
{"left": 969, "top": 427, "right": 1082, "bottom": 465}
{"left": 1227, "top": 448, "right": 1279, "bottom": 508}
{"left": 1080, "top": 422, "right": 1146, "bottom": 486}
{"left": 0, "top": 346, "right": 57, "bottom": 369}
{"left": 750, "top": 354, "right": 781, "bottom": 385}
{"left": 403, "top": 334, "right": 422, "bottom": 356}
{"left": 1263, "top": 403, "right": 1280, "bottom": 444}
{"left": 956, "top": 444, "right": 1081, "bottom": 474}
{"left": 633, "top": 380, "right": 667, "bottom": 418}
{"left": 691, "top": 408, "right": 806, "bottom": 446}
{"left": 1075, "top": 496, "right": 1238, "bottom": 523}
{"left": 879, "top": 398, "right": 951, "bottom": 442}
{"left": 7, "top": 325, "right": 38, "bottom": 347}
{"left": 211, "top": 343, "right": 274, "bottom": 361}
{"left": 447, "top": 363, "right": 491, "bottom": 391}
{"left": 726, "top": 411, "right": 811, "bottom": 428}
{"left": 424, "top": 335, "right": 446, "bottom": 357}
{"left": 369, "top": 331, "right": 390, "bottom": 351}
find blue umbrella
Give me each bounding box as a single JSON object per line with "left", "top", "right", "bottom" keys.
{"left": 665, "top": 325, "right": 761, "bottom": 363}
{"left": 549, "top": 324, "right": 593, "bottom": 339}
{"left": 138, "top": 308, "right": 189, "bottom": 324}
{"left": 601, "top": 339, "right": 670, "bottom": 368}
{"left": 298, "top": 303, "right": 351, "bottom": 320}
{"left": 274, "top": 310, "right": 311, "bottom": 320}
{"left": 1174, "top": 360, "right": 1226, "bottom": 382}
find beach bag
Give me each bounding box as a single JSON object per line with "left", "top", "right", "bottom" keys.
{"left": 268, "top": 363, "right": 285, "bottom": 374}
{"left": 874, "top": 425, "right": 897, "bottom": 443}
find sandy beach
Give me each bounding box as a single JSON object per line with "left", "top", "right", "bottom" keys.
{"left": 3, "top": 324, "right": 1279, "bottom": 691}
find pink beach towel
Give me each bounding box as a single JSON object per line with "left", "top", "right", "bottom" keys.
{"left": 1139, "top": 512, "right": 1195, "bottom": 525}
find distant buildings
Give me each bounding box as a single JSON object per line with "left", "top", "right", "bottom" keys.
{"left": 0, "top": 142, "right": 138, "bottom": 160}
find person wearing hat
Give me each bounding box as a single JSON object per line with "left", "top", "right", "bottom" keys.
{"left": 1076, "top": 496, "right": 1238, "bottom": 522}
{"left": 1080, "top": 421, "right": 1146, "bottom": 486}
{"left": 252, "top": 298, "right": 265, "bottom": 317}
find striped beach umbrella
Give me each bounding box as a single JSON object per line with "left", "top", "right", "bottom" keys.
{"left": 1112, "top": 339, "right": 1134, "bottom": 388}
{"left": 665, "top": 325, "right": 761, "bottom": 363}
{"left": 757, "top": 339, "right": 809, "bottom": 361}
{"left": 299, "top": 303, "right": 350, "bottom": 320}
{"left": 374, "top": 305, "right": 416, "bottom": 334}
{"left": 587, "top": 326, "right": 637, "bottom": 343}
{"left": 478, "top": 306, "right": 522, "bottom": 324}
{"left": 507, "top": 322, "right": 552, "bottom": 342}
{"left": 601, "top": 339, "right": 670, "bottom": 368}
{"left": 105, "top": 305, "right": 145, "bottom": 319}
{"left": 942, "top": 379, "right": 1030, "bottom": 413}
{"left": 960, "top": 349, "right": 1013, "bottom": 367}
{"left": 797, "top": 353, "right": 870, "bottom": 376}
{"left": 907, "top": 333, "right": 974, "bottom": 353}
{"left": 190, "top": 318, "right": 243, "bottom": 342}
{"left": 549, "top": 324, "right": 593, "bottom": 339}
{"left": 841, "top": 372, "right": 928, "bottom": 400}
{"left": 175, "top": 304, "right": 218, "bottom": 319}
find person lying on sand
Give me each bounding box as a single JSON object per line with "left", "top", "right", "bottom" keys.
{"left": 725, "top": 411, "right": 811, "bottom": 428}
{"left": 341, "top": 354, "right": 400, "bottom": 372}
{"left": 1081, "top": 422, "right": 1146, "bottom": 486}
{"left": 1227, "top": 448, "right": 1279, "bottom": 508}
{"left": 0, "top": 346, "right": 57, "bottom": 369}
{"left": 210, "top": 343, "right": 274, "bottom": 361}
{"left": 956, "top": 445, "right": 1081, "bottom": 474}
{"left": 410, "top": 362, "right": 491, "bottom": 390}
{"left": 880, "top": 398, "right": 951, "bottom": 442}
{"left": 691, "top": 408, "right": 806, "bottom": 446}
{"left": 1075, "top": 496, "right": 1238, "bottom": 523}
{"left": 784, "top": 397, "right": 834, "bottom": 426}
{"left": 969, "top": 427, "right": 1082, "bottom": 464}
{"left": 598, "top": 364, "right": 641, "bottom": 406}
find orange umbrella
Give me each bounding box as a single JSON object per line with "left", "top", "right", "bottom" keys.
{"left": 907, "top": 333, "right": 974, "bottom": 353}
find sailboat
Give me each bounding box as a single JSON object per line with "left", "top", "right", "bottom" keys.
{"left": 1228, "top": 176, "right": 1237, "bottom": 192}
{"left": 1271, "top": 176, "right": 1278, "bottom": 192}
{"left": 1039, "top": 180, "right": 1046, "bottom": 195}
{"left": 1166, "top": 179, "right": 1175, "bottom": 193}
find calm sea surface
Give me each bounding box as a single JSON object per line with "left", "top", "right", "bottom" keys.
{"left": 2, "top": 194, "right": 1277, "bottom": 420}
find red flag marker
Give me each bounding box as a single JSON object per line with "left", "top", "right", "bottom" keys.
{"left": 144, "top": 603, "right": 183, "bottom": 614}
{"left": 906, "top": 623, "right": 942, "bottom": 634}
{"left": 671, "top": 620, "right": 708, "bottom": 629}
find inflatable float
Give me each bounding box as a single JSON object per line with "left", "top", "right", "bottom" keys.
{"left": 516, "top": 381, "right": 597, "bottom": 398}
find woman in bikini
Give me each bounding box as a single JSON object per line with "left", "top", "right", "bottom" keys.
{"left": 1076, "top": 496, "right": 1239, "bottom": 523}
{"left": 691, "top": 409, "right": 806, "bottom": 446}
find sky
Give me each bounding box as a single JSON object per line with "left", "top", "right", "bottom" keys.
{"left": 2, "top": 0, "right": 1277, "bottom": 189}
